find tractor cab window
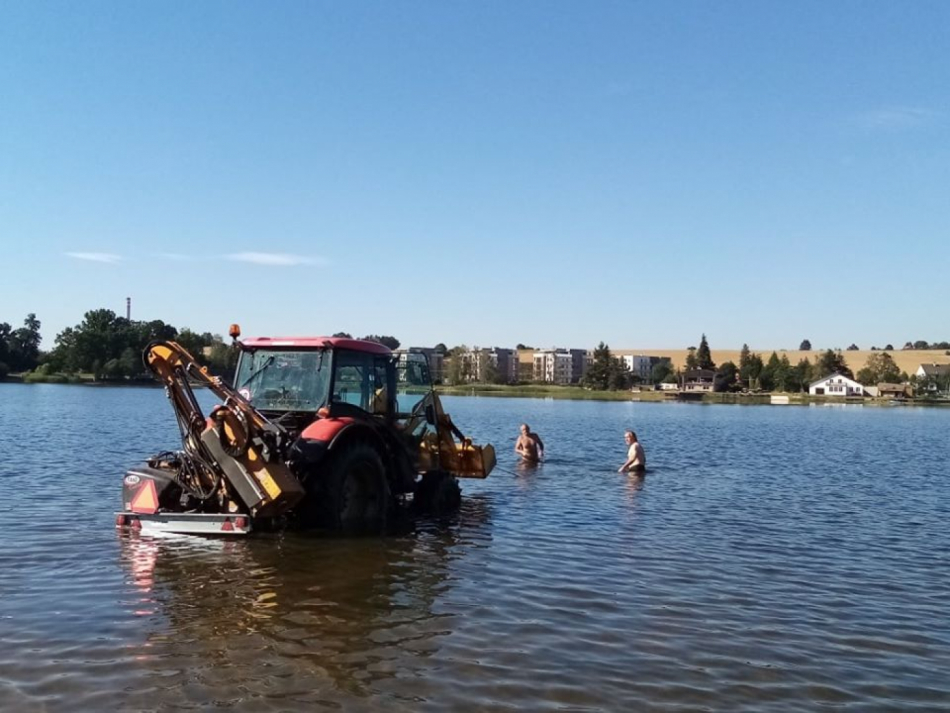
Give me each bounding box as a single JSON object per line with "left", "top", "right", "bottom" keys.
{"left": 332, "top": 350, "right": 395, "bottom": 417}
{"left": 332, "top": 350, "right": 370, "bottom": 411}
{"left": 371, "top": 357, "right": 393, "bottom": 416}
{"left": 234, "top": 349, "right": 330, "bottom": 412}
{"left": 396, "top": 352, "right": 431, "bottom": 417}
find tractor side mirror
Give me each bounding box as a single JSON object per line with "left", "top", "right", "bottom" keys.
{"left": 424, "top": 403, "right": 436, "bottom": 425}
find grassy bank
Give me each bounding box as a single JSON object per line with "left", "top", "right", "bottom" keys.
{"left": 436, "top": 384, "right": 639, "bottom": 401}
{"left": 8, "top": 371, "right": 156, "bottom": 386}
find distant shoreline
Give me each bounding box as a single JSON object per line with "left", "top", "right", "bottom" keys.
{"left": 4, "top": 377, "right": 948, "bottom": 407}
{"left": 436, "top": 384, "right": 950, "bottom": 407}
{"left": 517, "top": 347, "right": 950, "bottom": 377}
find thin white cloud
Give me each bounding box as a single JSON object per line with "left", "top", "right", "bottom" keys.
{"left": 157, "top": 252, "right": 194, "bottom": 262}
{"left": 852, "top": 106, "right": 938, "bottom": 131}
{"left": 226, "top": 252, "right": 326, "bottom": 267}
{"left": 66, "top": 252, "right": 123, "bottom": 264}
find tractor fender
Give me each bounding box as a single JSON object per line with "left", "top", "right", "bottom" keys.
{"left": 291, "top": 418, "right": 387, "bottom": 473}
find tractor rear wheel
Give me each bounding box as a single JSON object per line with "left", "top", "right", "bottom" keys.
{"left": 414, "top": 471, "right": 462, "bottom": 515}
{"left": 321, "top": 441, "right": 390, "bottom": 531}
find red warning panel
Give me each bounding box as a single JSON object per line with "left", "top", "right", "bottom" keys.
{"left": 130, "top": 480, "right": 159, "bottom": 514}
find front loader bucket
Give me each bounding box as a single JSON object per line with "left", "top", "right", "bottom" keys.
{"left": 455, "top": 443, "right": 495, "bottom": 478}
{"left": 448, "top": 442, "right": 495, "bottom": 479}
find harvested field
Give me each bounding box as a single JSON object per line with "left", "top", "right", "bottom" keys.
{"left": 518, "top": 348, "right": 950, "bottom": 376}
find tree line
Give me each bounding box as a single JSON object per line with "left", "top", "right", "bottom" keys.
{"left": 3, "top": 311, "right": 940, "bottom": 393}
{"left": 1, "top": 309, "right": 238, "bottom": 382}
{"left": 1, "top": 311, "right": 411, "bottom": 383}
{"left": 697, "top": 335, "right": 909, "bottom": 393}
{"left": 579, "top": 334, "right": 918, "bottom": 394}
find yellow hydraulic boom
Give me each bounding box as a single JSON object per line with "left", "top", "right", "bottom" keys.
{"left": 144, "top": 341, "right": 304, "bottom": 518}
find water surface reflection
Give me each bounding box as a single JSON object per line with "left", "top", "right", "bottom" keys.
{"left": 115, "top": 497, "right": 494, "bottom": 710}
{"left": 2, "top": 386, "right": 949, "bottom": 711}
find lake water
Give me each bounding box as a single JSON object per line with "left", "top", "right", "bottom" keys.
{"left": 1, "top": 383, "right": 948, "bottom": 712}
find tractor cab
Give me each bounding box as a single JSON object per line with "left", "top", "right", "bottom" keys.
{"left": 233, "top": 336, "right": 493, "bottom": 481}
{"left": 232, "top": 337, "right": 432, "bottom": 427}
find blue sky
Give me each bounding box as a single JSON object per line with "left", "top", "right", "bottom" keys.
{"left": 1, "top": 2, "right": 947, "bottom": 352}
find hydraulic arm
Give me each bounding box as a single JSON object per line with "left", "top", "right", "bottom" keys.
{"left": 144, "top": 340, "right": 304, "bottom": 518}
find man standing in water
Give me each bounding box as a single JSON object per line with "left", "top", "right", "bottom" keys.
{"left": 619, "top": 430, "right": 646, "bottom": 473}
{"left": 515, "top": 423, "right": 544, "bottom": 463}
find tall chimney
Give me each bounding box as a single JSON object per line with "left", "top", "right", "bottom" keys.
{"left": 126, "top": 297, "right": 131, "bottom": 321}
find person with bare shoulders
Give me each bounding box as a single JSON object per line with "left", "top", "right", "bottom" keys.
{"left": 619, "top": 429, "right": 645, "bottom": 473}
{"left": 515, "top": 423, "right": 544, "bottom": 463}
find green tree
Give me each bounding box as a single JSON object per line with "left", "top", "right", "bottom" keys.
{"left": 135, "top": 319, "right": 177, "bottom": 347}
{"left": 743, "top": 353, "right": 764, "bottom": 389}
{"left": 714, "top": 361, "right": 739, "bottom": 392}
{"left": 175, "top": 329, "right": 214, "bottom": 357}
{"left": 64, "top": 309, "right": 123, "bottom": 375}
{"left": 739, "top": 344, "right": 763, "bottom": 387}
{"left": 685, "top": 347, "right": 698, "bottom": 370}
{"left": 362, "top": 335, "right": 400, "bottom": 350}
{"left": 582, "top": 342, "right": 613, "bottom": 390}
{"left": 0, "top": 321, "right": 11, "bottom": 377}
{"left": 445, "top": 346, "right": 468, "bottom": 385}
{"left": 608, "top": 359, "right": 632, "bottom": 390}
{"left": 816, "top": 349, "right": 853, "bottom": 379}
{"left": 8, "top": 313, "right": 42, "bottom": 371}
{"left": 800, "top": 339, "right": 812, "bottom": 351}
{"left": 651, "top": 359, "right": 673, "bottom": 384}
{"left": 776, "top": 354, "right": 793, "bottom": 392}
{"left": 332, "top": 331, "right": 352, "bottom": 338}
{"left": 758, "top": 352, "right": 783, "bottom": 391}
{"left": 119, "top": 347, "right": 141, "bottom": 377}
{"left": 477, "top": 351, "right": 501, "bottom": 384}
{"left": 206, "top": 339, "right": 239, "bottom": 377}
{"left": 789, "top": 358, "right": 812, "bottom": 392}
{"left": 856, "top": 352, "right": 901, "bottom": 385}
{"left": 696, "top": 333, "right": 715, "bottom": 370}
{"left": 581, "top": 343, "right": 631, "bottom": 391}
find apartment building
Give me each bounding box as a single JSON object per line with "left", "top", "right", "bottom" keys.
{"left": 484, "top": 347, "right": 518, "bottom": 384}
{"left": 620, "top": 354, "right": 670, "bottom": 383}
{"left": 448, "top": 347, "right": 519, "bottom": 384}
{"left": 533, "top": 348, "right": 587, "bottom": 384}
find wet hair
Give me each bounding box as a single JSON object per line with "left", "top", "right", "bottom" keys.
{"left": 520, "top": 423, "right": 530, "bottom": 432}
{"left": 625, "top": 429, "right": 637, "bottom": 441}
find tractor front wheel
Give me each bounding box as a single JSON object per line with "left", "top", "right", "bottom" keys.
{"left": 414, "top": 471, "right": 462, "bottom": 515}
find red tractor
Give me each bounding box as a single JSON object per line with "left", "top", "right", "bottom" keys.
{"left": 117, "top": 328, "right": 495, "bottom": 536}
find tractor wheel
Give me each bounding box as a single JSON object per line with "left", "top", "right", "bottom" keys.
{"left": 322, "top": 441, "right": 390, "bottom": 531}
{"left": 414, "top": 472, "right": 462, "bottom": 516}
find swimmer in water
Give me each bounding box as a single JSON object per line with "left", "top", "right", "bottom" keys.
{"left": 515, "top": 423, "right": 544, "bottom": 463}
{"left": 619, "top": 429, "right": 646, "bottom": 473}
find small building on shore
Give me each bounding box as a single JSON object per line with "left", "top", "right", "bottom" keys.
{"left": 681, "top": 368, "right": 716, "bottom": 392}
{"left": 915, "top": 363, "right": 950, "bottom": 394}
{"left": 876, "top": 383, "right": 913, "bottom": 399}
{"left": 809, "top": 373, "right": 867, "bottom": 397}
